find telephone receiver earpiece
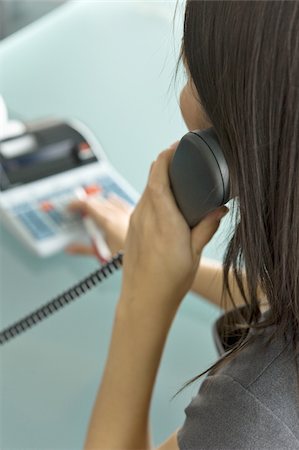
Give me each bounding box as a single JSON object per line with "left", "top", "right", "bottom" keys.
{"left": 169, "top": 127, "right": 231, "bottom": 228}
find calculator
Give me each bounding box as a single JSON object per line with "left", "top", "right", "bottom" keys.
{"left": 0, "top": 118, "right": 140, "bottom": 257}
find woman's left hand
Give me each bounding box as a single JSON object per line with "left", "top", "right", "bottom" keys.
{"left": 119, "top": 144, "right": 229, "bottom": 311}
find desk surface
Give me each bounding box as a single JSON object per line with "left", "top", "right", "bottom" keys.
{"left": 0, "top": 2, "right": 230, "bottom": 448}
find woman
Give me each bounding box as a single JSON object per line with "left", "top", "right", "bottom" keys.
{"left": 67, "top": 1, "right": 299, "bottom": 449}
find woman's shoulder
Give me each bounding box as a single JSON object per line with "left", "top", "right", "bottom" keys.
{"left": 178, "top": 337, "right": 299, "bottom": 449}
{"left": 177, "top": 309, "right": 299, "bottom": 450}
{"left": 178, "top": 310, "right": 299, "bottom": 450}
{"left": 177, "top": 369, "right": 299, "bottom": 450}
{"left": 217, "top": 308, "right": 297, "bottom": 390}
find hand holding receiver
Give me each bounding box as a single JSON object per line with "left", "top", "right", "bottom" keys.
{"left": 119, "top": 144, "right": 229, "bottom": 313}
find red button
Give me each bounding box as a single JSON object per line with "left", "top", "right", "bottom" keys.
{"left": 84, "top": 184, "right": 102, "bottom": 195}
{"left": 40, "top": 201, "right": 54, "bottom": 212}
{"left": 79, "top": 142, "right": 90, "bottom": 151}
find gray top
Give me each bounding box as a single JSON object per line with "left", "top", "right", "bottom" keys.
{"left": 177, "top": 313, "right": 299, "bottom": 450}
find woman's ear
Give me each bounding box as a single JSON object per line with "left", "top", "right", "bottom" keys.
{"left": 179, "top": 80, "right": 212, "bottom": 131}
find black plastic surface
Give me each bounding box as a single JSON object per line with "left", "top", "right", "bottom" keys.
{"left": 169, "top": 127, "right": 230, "bottom": 228}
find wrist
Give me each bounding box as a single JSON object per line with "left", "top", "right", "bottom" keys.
{"left": 119, "top": 275, "right": 188, "bottom": 311}
{"left": 116, "top": 292, "right": 179, "bottom": 328}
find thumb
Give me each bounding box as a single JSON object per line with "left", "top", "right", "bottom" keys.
{"left": 191, "top": 206, "right": 229, "bottom": 256}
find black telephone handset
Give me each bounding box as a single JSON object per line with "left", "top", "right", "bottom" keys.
{"left": 169, "top": 127, "right": 230, "bottom": 227}
{"left": 0, "top": 128, "right": 230, "bottom": 345}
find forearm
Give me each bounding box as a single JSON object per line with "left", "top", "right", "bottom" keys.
{"left": 84, "top": 295, "right": 178, "bottom": 450}
{"left": 190, "top": 257, "right": 247, "bottom": 310}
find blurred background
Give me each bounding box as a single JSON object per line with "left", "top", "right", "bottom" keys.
{"left": 0, "top": 0, "right": 67, "bottom": 39}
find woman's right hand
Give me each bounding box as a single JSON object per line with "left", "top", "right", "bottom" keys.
{"left": 65, "top": 193, "right": 134, "bottom": 258}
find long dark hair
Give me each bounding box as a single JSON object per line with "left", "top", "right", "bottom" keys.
{"left": 175, "top": 0, "right": 299, "bottom": 394}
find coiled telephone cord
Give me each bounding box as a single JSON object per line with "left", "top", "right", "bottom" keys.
{"left": 0, "top": 251, "right": 123, "bottom": 346}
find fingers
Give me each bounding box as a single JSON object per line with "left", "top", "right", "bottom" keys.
{"left": 169, "top": 140, "right": 180, "bottom": 150}
{"left": 107, "top": 193, "right": 134, "bottom": 212}
{"left": 148, "top": 146, "right": 178, "bottom": 191}
{"left": 69, "top": 195, "right": 132, "bottom": 218}
{"left": 68, "top": 198, "right": 100, "bottom": 214}
{"left": 65, "top": 243, "right": 96, "bottom": 256}
{"left": 191, "top": 206, "right": 229, "bottom": 256}
{"left": 68, "top": 197, "right": 113, "bottom": 228}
